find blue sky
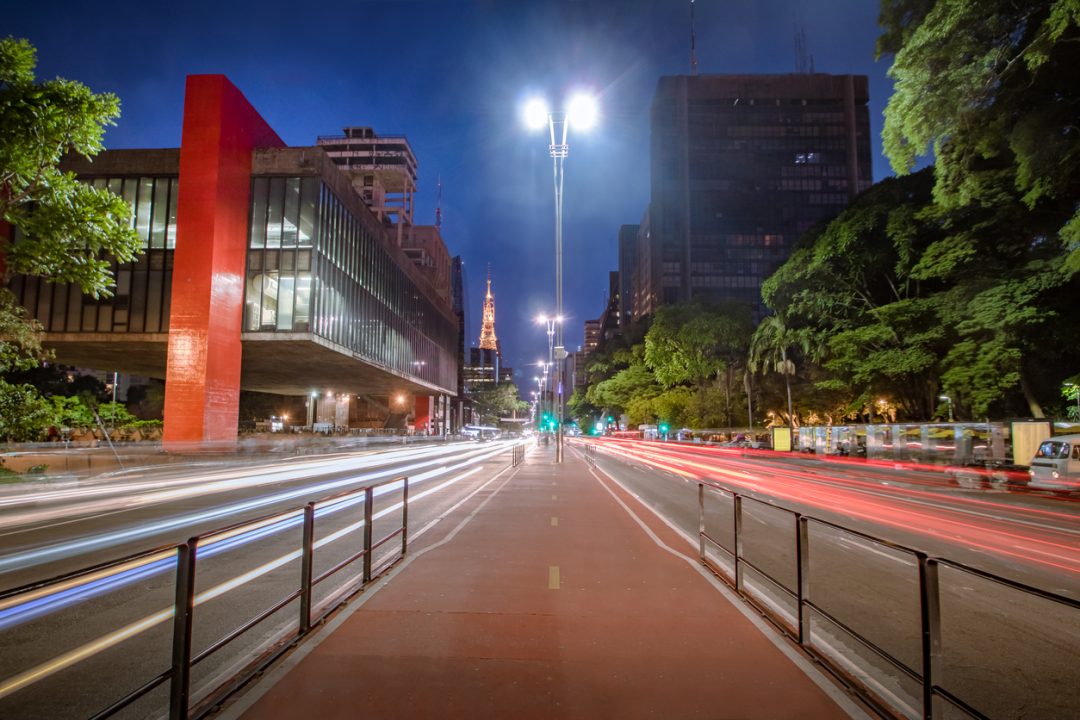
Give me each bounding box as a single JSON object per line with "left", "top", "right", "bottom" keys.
{"left": 9, "top": 0, "right": 901, "bottom": 384}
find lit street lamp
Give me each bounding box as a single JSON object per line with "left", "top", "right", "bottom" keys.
{"left": 523, "top": 92, "right": 599, "bottom": 463}
{"left": 939, "top": 394, "right": 954, "bottom": 423}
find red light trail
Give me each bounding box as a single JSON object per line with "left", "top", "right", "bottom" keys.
{"left": 585, "top": 438, "right": 1080, "bottom": 578}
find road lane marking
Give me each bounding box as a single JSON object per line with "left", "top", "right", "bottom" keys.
{"left": 550, "top": 517, "right": 559, "bottom": 527}
{"left": 548, "top": 565, "right": 560, "bottom": 590}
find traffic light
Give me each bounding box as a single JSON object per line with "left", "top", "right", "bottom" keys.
{"left": 659, "top": 421, "right": 670, "bottom": 434}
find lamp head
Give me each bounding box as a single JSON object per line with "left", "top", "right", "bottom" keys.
{"left": 522, "top": 97, "right": 550, "bottom": 131}
{"left": 567, "top": 93, "right": 598, "bottom": 131}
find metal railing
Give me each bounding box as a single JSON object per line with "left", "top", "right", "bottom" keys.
{"left": 695, "top": 481, "right": 1080, "bottom": 720}
{"left": 0, "top": 475, "right": 409, "bottom": 720}
{"left": 511, "top": 443, "right": 525, "bottom": 467}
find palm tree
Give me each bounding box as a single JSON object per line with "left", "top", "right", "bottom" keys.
{"left": 749, "top": 315, "right": 807, "bottom": 428}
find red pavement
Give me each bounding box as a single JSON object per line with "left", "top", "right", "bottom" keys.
{"left": 222, "top": 446, "right": 867, "bottom": 720}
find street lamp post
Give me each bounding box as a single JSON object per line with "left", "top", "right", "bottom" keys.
{"left": 536, "top": 314, "right": 561, "bottom": 443}
{"left": 524, "top": 93, "right": 598, "bottom": 463}
{"left": 939, "top": 394, "right": 954, "bottom": 423}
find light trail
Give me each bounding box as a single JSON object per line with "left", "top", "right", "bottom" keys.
{"left": 0, "top": 447, "right": 508, "bottom": 699}
{"left": 0, "top": 443, "right": 470, "bottom": 528}
{"left": 0, "top": 442, "right": 509, "bottom": 574}
{"left": 586, "top": 439, "right": 1080, "bottom": 576}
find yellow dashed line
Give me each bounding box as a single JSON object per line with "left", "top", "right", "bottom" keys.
{"left": 548, "top": 565, "right": 560, "bottom": 590}
{"left": 550, "top": 516, "right": 559, "bottom": 527}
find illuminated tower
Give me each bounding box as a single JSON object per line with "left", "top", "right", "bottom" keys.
{"left": 479, "top": 272, "right": 498, "bottom": 350}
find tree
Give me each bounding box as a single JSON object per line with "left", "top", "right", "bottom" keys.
{"left": 878, "top": 1, "right": 1080, "bottom": 272}
{"left": 876, "top": 1, "right": 1080, "bottom": 416}
{"left": 749, "top": 314, "right": 809, "bottom": 427}
{"left": 644, "top": 301, "right": 752, "bottom": 426}
{"left": 469, "top": 383, "right": 527, "bottom": 425}
{"left": 762, "top": 171, "right": 953, "bottom": 419}
{"left": 586, "top": 364, "right": 661, "bottom": 417}
{"left": 565, "top": 387, "right": 600, "bottom": 429}
{"left": 0, "top": 382, "right": 52, "bottom": 442}
{"left": 1, "top": 37, "right": 140, "bottom": 443}
{"left": 1, "top": 37, "right": 140, "bottom": 291}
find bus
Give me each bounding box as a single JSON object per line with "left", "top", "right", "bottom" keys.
{"left": 462, "top": 425, "right": 501, "bottom": 441}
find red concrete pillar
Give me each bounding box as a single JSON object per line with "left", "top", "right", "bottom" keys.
{"left": 163, "top": 75, "right": 284, "bottom": 449}
{"left": 414, "top": 395, "right": 432, "bottom": 435}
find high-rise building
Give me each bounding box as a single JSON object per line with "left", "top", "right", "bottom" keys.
{"left": 451, "top": 256, "right": 467, "bottom": 428}
{"left": 316, "top": 127, "right": 416, "bottom": 247}
{"left": 594, "top": 271, "right": 622, "bottom": 344}
{"left": 631, "top": 73, "right": 872, "bottom": 318}
{"left": 617, "top": 224, "right": 639, "bottom": 327}
{"left": 583, "top": 319, "right": 601, "bottom": 355}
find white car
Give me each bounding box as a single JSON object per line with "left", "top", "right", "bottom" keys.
{"left": 1028, "top": 434, "right": 1080, "bottom": 491}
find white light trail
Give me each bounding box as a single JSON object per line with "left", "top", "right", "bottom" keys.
{"left": 0, "top": 443, "right": 509, "bottom": 574}
{"left": 0, "top": 445, "right": 512, "bottom": 699}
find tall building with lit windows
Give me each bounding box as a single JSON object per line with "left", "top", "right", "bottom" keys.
{"left": 631, "top": 73, "right": 872, "bottom": 318}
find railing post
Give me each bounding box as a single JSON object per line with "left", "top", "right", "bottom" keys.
{"left": 919, "top": 555, "right": 942, "bottom": 720}
{"left": 299, "top": 503, "right": 315, "bottom": 635}
{"left": 733, "top": 494, "right": 743, "bottom": 593}
{"left": 401, "top": 476, "right": 409, "bottom": 557}
{"left": 169, "top": 539, "right": 198, "bottom": 720}
{"left": 797, "top": 516, "right": 810, "bottom": 646}
{"left": 363, "top": 486, "right": 374, "bottom": 584}
{"left": 697, "top": 483, "right": 706, "bottom": 561}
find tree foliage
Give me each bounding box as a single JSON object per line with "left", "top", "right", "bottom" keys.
{"left": 1, "top": 37, "right": 140, "bottom": 293}
{"left": 0, "top": 382, "right": 53, "bottom": 442}
{"left": 0, "top": 38, "right": 142, "bottom": 443}
{"left": 878, "top": 0, "right": 1080, "bottom": 271}
{"left": 469, "top": 383, "right": 528, "bottom": 425}
{"left": 762, "top": 162, "right": 1080, "bottom": 420}
{"left": 645, "top": 301, "right": 750, "bottom": 387}
{"left": 587, "top": 363, "right": 661, "bottom": 415}
{"left": 762, "top": 171, "right": 953, "bottom": 418}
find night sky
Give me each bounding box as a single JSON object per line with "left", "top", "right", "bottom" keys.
{"left": 8, "top": 0, "right": 902, "bottom": 389}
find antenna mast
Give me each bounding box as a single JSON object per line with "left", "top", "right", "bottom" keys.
{"left": 690, "top": 0, "right": 698, "bottom": 76}
{"left": 794, "top": 17, "right": 811, "bottom": 74}
{"left": 435, "top": 173, "right": 442, "bottom": 228}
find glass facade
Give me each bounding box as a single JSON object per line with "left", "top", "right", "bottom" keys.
{"left": 7, "top": 176, "right": 178, "bottom": 333}
{"left": 7, "top": 170, "right": 457, "bottom": 395}
{"left": 243, "top": 177, "right": 457, "bottom": 393}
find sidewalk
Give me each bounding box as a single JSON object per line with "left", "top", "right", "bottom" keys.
{"left": 222, "top": 445, "right": 867, "bottom": 720}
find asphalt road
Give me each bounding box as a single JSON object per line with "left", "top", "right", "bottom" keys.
{"left": 580, "top": 438, "right": 1080, "bottom": 720}
{"left": 3, "top": 438, "right": 1077, "bottom": 720}
{"left": 0, "top": 439, "right": 521, "bottom": 720}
